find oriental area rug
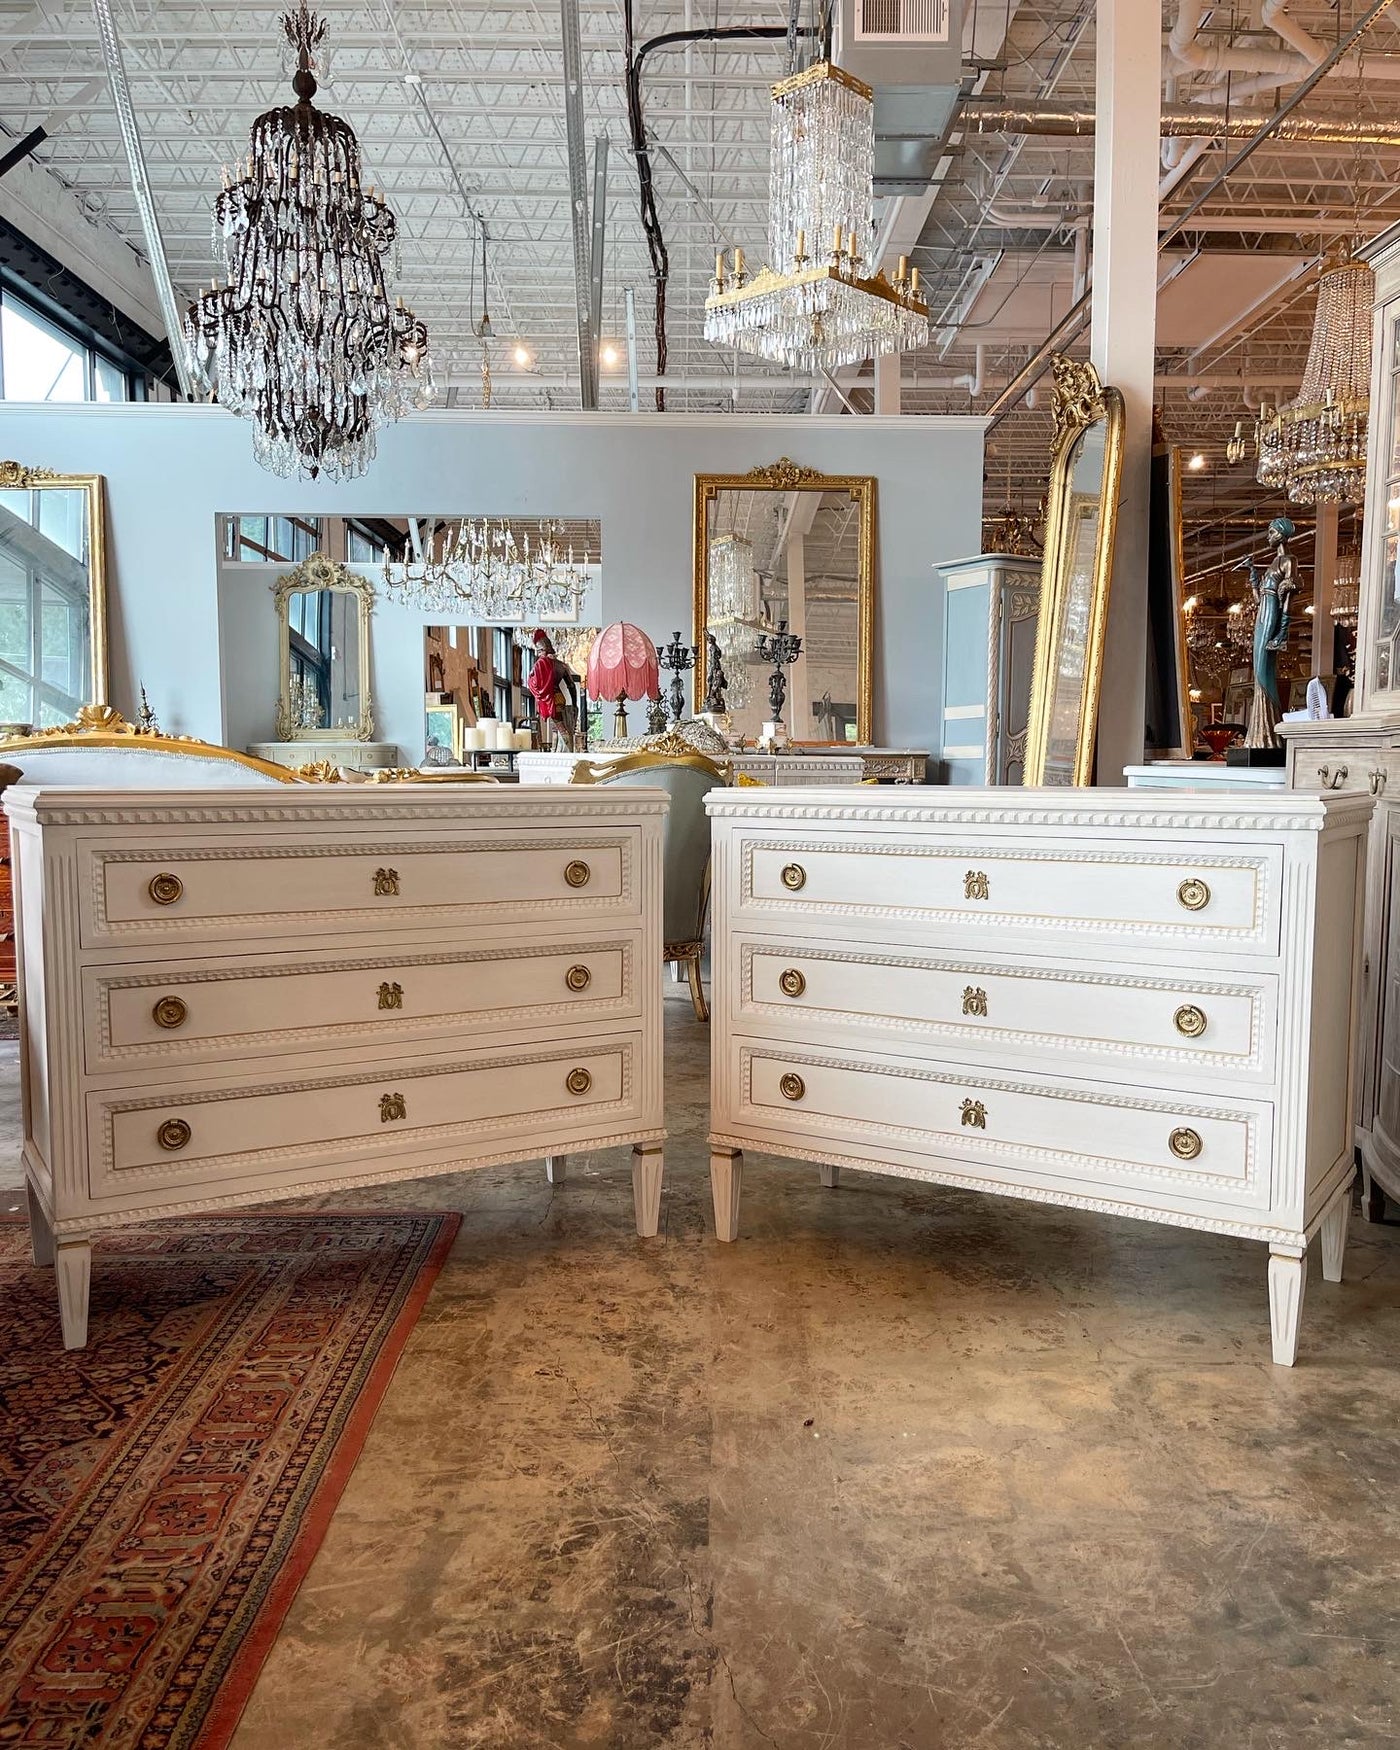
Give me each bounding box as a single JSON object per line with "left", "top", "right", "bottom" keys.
{"left": 0, "top": 1209, "right": 459, "bottom": 1749}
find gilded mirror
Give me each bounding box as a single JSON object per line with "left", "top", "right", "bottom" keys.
{"left": 274, "top": 553, "right": 374, "bottom": 740}
{"left": 0, "top": 460, "right": 108, "bottom": 727}
{"left": 1023, "top": 358, "right": 1126, "bottom": 785}
{"left": 693, "top": 459, "right": 875, "bottom": 744}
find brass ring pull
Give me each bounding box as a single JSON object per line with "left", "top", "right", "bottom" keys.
{"left": 1371, "top": 768, "right": 1388, "bottom": 797}
{"left": 1176, "top": 877, "right": 1211, "bottom": 912}
{"left": 152, "top": 995, "right": 188, "bottom": 1030}
{"left": 1173, "top": 1003, "right": 1207, "bottom": 1039}
{"left": 564, "top": 860, "right": 591, "bottom": 889}
{"left": 565, "top": 964, "right": 592, "bottom": 992}
{"left": 1317, "top": 764, "right": 1348, "bottom": 791}
{"left": 780, "top": 863, "right": 806, "bottom": 891}
{"left": 779, "top": 1072, "right": 806, "bottom": 1101}
{"left": 778, "top": 968, "right": 806, "bottom": 998}
{"left": 565, "top": 1066, "right": 593, "bottom": 1096}
{"left": 157, "top": 1118, "right": 191, "bottom": 1151}
{"left": 1169, "top": 1126, "right": 1203, "bottom": 1161}
{"left": 148, "top": 872, "right": 183, "bottom": 907}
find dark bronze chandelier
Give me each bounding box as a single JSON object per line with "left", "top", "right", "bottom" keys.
{"left": 183, "top": 4, "right": 433, "bottom": 479}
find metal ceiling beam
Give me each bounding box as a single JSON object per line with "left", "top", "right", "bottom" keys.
{"left": 560, "top": 0, "right": 596, "bottom": 408}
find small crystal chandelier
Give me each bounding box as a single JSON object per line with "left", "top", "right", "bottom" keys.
{"left": 1330, "top": 543, "right": 1362, "bottom": 629}
{"left": 384, "top": 517, "right": 587, "bottom": 622}
{"left": 704, "top": 61, "right": 929, "bottom": 372}
{"left": 184, "top": 4, "right": 434, "bottom": 480}
{"left": 1256, "top": 243, "right": 1373, "bottom": 506}
{"left": 707, "top": 534, "right": 765, "bottom": 710}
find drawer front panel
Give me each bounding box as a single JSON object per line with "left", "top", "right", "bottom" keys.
{"left": 739, "top": 836, "right": 1279, "bottom": 951}
{"left": 742, "top": 943, "right": 1275, "bottom": 1081}
{"left": 90, "top": 1037, "right": 640, "bottom": 1197}
{"left": 87, "top": 940, "right": 635, "bottom": 1070}
{"left": 82, "top": 835, "right": 634, "bottom": 944}
{"left": 732, "top": 1043, "right": 1270, "bottom": 1210}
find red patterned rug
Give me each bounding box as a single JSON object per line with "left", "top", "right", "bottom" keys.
{"left": 0, "top": 1209, "right": 459, "bottom": 1749}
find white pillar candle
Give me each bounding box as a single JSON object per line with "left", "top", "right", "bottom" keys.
{"left": 514, "top": 726, "right": 534, "bottom": 751}
{"left": 495, "top": 721, "right": 516, "bottom": 750}
{"left": 462, "top": 725, "right": 485, "bottom": 752}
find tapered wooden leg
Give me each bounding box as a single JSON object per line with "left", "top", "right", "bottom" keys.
{"left": 25, "top": 1180, "right": 53, "bottom": 1268}
{"left": 686, "top": 955, "right": 709, "bottom": 1023}
{"left": 631, "top": 1144, "right": 664, "bottom": 1238}
{"left": 55, "top": 1239, "right": 91, "bottom": 1351}
{"left": 1321, "top": 1193, "right": 1350, "bottom": 1283}
{"left": 545, "top": 1155, "right": 567, "bottom": 1185}
{"left": 820, "top": 1162, "right": 840, "bottom": 1189}
{"left": 711, "top": 1147, "right": 743, "bottom": 1242}
{"left": 1268, "top": 1248, "right": 1307, "bottom": 1367}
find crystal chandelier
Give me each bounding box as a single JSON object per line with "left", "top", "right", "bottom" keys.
{"left": 707, "top": 534, "right": 765, "bottom": 710}
{"left": 1256, "top": 244, "right": 1373, "bottom": 506}
{"left": 1331, "top": 544, "right": 1362, "bottom": 629}
{"left": 703, "top": 62, "right": 929, "bottom": 372}
{"left": 183, "top": 5, "right": 434, "bottom": 481}
{"left": 384, "top": 518, "right": 587, "bottom": 622}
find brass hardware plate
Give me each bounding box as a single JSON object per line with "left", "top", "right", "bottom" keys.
{"left": 565, "top": 963, "right": 592, "bottom": 992}
{"left": 1173, "top": 1003, "right": 1207, "bottom": 1039}
{"left": 373, "top": 866, "right": 400, "bottom": 897}
{"left": 960, "top": 1097, "right": 987, "bottom": 1129}
{"left": 780, "top": 862, "right": 806, "bottom": 891}
{"left": 779, "top": 967, "right": 806, "bottom": 998}
{"left": 152, "top": 995, "right": 187, "bottom": 1030}
{"left": 1169, "top": 1126, "right": 1203, "bottom": 1160}
{"left": 148, "top": 872, "right": 183, "bottom": 906}
{"left": 379, "top": 1091, "right": 407, "bottom": 1122}
{"left": 779, "top": 1071, "right": 806, "bottom": 1101}
{"left": 565, "top": 1066, "right": 593, "bottom": 1095}
{"left": 963, "top": 869, "right": 990, "bottom": 901}
{"left": 157, "top": 1118, "right": 191, "bottom": 1151}
{"left": 377, "top": 981, "right": 403, "bottom": 1011}
{"left": 962, "top": 985, "right": 988, "bottom": 1018}
{"left": 1176, "top": 877, "right": 1210, "bottom": 912}
{"left": 564, "top": 859, "right": 591, "bottom": 888}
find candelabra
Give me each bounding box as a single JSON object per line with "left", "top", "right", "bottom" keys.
{"left": 757, "top": 620, "right": 803, "bottom": 727}
{"left": 660, "top": 631, "right": 698, "bottom": 726}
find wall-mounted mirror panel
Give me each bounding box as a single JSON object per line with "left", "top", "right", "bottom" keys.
{"left": 693, "top": 460, "right": 874, "bottom": 744}
{"left": 0, "top": 461, "right": 107, "bottom": 728}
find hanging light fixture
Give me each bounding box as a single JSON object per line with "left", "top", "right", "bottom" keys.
{"left": 703, "top": 61, "right": 929, "bottom": 372}
{"left": 706, "top": 534, "right": 764, "bottom": 711}
{"left": 184, "top": 4, "right": 433, "bottom": 480}
{"left": 384, "top": 517, "right": 588, "bottom": 621}
{"left": 1331, "top": 542, "right": 1362, "bottom": 629}
{"left": 1255, "top": 243, "right": 1373, "bottom": 506}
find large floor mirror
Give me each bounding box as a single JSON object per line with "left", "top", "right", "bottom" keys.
{"left": 693, "top": 459, "right": 875, "bottom": 744}
{"left": 1023, "top": 358, "right": 1126, "bottom": 785}
{"left": 0, "top": 460, "right": 108, "bottom": 727}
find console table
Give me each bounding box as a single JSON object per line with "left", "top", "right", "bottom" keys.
{"left": 10, "top": 784, "right": 668, "bottom": 1348}
{"left": 519, "top": 748, "right": 927, "bottom": 786}
{"left": 706, "top": 786, "right": 1368, "bottom": 1365}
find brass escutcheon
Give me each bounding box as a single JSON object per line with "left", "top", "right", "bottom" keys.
{"left": 148, "top": 872, "right": 183, "bottom": 906}
{"left": 373, "top": 867, "right": 400, "bottom": 897}
{"left": 565, "top": 1066, "right": 593, "bottom": 1096}
{"left": 565, "top": 964, "right": 592, "bottom": 992}
{"left": 564, "top": 859, "right": 591, "bottom": 889}
{"left": 779, "top": 967, "right": 806, "bottom": 998}
{"left": 377, "top": 981, "right": 403, "bottom": 1011}
{"left": 1169, "top": 1126, "right": 1203, "bottom": 1160}
{"left": 1177, "top": 877, "right": 1211, "bottom": 912}
{"left": 780, "top": 862, "right": 806, "bottom": 891}
{"left": 379, "top": 1091, "right": 407, "bottom": 1123}
{"left": 960, "top": 1097, "right": 987, "bottom": 1129}
{"left": 1174, "top": 1003, "right": 1207, "bottom": 1039}
{"left": 152, "top": 995, "right": 187, "bottom": 1030}
{"left": 962, "top": 985, "right": 988, "bottom": 1018}
{"left": 157, "top": 1118, "right": 191, "bottom": 1151}
{"left": 963, "top": 869, "right": 990, "bottom": 902}
{"left": 779, "top": 1072, "right": 806, "bottom": 1101}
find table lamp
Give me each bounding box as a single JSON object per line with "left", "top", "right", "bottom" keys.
{"left": 587, "top": 622, "right": 661, "bottom": 739}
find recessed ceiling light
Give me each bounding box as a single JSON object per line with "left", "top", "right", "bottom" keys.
{"left": 1188, "top": 453, "right": 1206, "bottom": 471}
{"left": 600, "top": 343, "right": 619, "bottom": 367}
{"left": 513, "top": 344, "right": 532, "bottom": 367}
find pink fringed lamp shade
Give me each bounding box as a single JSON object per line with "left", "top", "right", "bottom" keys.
{"left": 586, "top": 621, "right": 661, "bottom": 701}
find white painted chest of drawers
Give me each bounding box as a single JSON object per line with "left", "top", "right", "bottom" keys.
{"left": 705, "top": 787, "right": 1371, "bottom": 1365}
{"left": 9, "top": 785, "right": 668, "bottom": 1348}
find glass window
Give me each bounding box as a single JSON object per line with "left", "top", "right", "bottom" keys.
{"left": 346, "top": 524, "right": 384, "bottom": 562}
{"left": 1, "top": 298, "right": 85, "bottom": 401}
{"left": 94, "top": 355, "right": 127, "bottom": 402}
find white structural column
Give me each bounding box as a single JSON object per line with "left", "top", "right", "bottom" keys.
{"left": 874, "top": 352, "right": 902, "bottom": 414}
{"left": 1090, "top": 0, "right": 1162, "bottom": 784}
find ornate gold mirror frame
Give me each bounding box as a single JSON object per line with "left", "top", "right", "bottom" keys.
{"left": 0, "top": 459, "right": 109, "bottom": 712}
{"left": 692, "top": 458, "right": 876, "bottom": 744}
{"left": 1023, "top": 358, "right": 1126, "bottom": 785}
{"left": 273, "top": 552, "right": 375, "bottom": 741}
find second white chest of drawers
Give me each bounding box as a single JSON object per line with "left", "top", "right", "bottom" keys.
{"left": 706, "top": 787, "right": 1371, "bottom": 1365}
{"left": 11, "top": 783, "right": 669, "bottom": 1348}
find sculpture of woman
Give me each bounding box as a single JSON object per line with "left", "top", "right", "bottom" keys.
{"left": 1244, "top": 516, "right": 1297, "bottom": 749}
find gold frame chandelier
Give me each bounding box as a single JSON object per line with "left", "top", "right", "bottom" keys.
{"left": 703, "top": 61, "right": 929, "bottom": 372}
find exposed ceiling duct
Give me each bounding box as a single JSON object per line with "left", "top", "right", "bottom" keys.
{"left": 962, "top": 104, "right": 1400, "bottom": 149}
{"left": 831, "top": 0, "right": 964, "bottom": 195}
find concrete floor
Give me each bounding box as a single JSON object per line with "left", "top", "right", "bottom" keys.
{"left": 5, "top": 996, "right": 1400, "bottom": 1747}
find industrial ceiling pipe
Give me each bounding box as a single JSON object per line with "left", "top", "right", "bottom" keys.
{"left": 962, "top": 104, "right": 1400, "bottom": 147}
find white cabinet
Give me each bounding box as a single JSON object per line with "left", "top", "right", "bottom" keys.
{"left": 9, "top": 784, "right": 668, "bottom": 1348}
{"left": 934, "top": 553, "right": 1040, "bottom": 784}
{"left": 706, "top": 787, "right": 1369, "bottom": 1365}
